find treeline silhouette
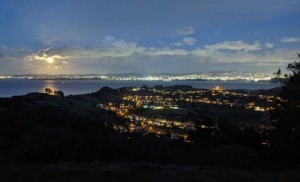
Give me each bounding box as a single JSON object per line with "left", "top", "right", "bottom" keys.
{"left": 269, "top": 54, "right": 300, "bottom": 168}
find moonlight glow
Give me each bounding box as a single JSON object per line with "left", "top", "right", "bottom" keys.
{"left": 46, "top": 57, "right": 54, "bottom": 64}
{"left": 27, "top": 54, "right": 65, "bottom": 65}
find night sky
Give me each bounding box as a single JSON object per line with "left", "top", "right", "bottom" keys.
{"left": 0, "top": 0, "right": 299, "bottom": 74}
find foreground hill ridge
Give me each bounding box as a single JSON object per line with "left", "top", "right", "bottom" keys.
{"left": 0, "top": 85, "right": 299, "bottom": 181}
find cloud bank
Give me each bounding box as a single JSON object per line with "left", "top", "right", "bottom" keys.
{"left": 0, "top": 37, "right": 295, "bottom": 74}
{"left": 280, "top": 37, "right": 300, "bottom": 43}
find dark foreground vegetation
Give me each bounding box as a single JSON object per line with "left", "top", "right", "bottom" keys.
{"left": 0, "top": 92, "right": 272, "bottom": 167}
{"left": 1, "top": 163, "right": 299, "bottom": 182}
{"left": 0, "top": 57, "right": 299, "bottom": 181}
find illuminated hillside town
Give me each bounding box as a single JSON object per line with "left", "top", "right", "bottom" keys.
{"left": 92, "top": 85, "right": 283, "bottom": 145}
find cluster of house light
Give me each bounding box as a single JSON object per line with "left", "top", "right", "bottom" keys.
{"left": 98, "top": 102, "right": 192, "bottom": 142}
{"left": 1, "top": 72, "right": 275, "bottom": 81}
{"left": 97, "top": 86, "right": 283, "bottom": 143}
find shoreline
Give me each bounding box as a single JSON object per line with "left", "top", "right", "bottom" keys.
{"left": 0, "top": 80, "right": 281, "bottom": 98}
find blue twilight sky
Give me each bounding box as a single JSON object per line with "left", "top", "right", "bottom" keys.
{"left": 0, "top": 0, "right": 300, "bottom": 74}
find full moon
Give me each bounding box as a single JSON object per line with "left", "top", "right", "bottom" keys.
{"left": 46, "top": 57, "right": 54, "bottom": 64}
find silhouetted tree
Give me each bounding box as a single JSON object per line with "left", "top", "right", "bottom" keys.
{"left": 287, "top": 55, "right": 300, "bottom": 76}
{"left": 273, "top": 68, "right": 282, "bottom": 78}
{"left": 273, "top": 54, "right": 300, "bottom": 130}
{"left": 141, "top": 84, "right": 149, "bottom": 90}
{"left": 270, "top": 53, "right": 300, "bottom": 168}
{"left": 45, "top": 88, "right": 53, "bottom": 94}
{"left": 54, "top": 90, "right": 64, "bottom": 97}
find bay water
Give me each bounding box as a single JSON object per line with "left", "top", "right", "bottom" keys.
{"left": 0, "top": 79, "right": 280, "bottom": 98}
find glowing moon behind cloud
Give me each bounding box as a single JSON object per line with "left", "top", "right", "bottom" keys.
{"left": 46, "top": 57, "right": 54, "bottom": 64}
{"left": 29, "top": 53, "right": 65, "bottom": 64}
